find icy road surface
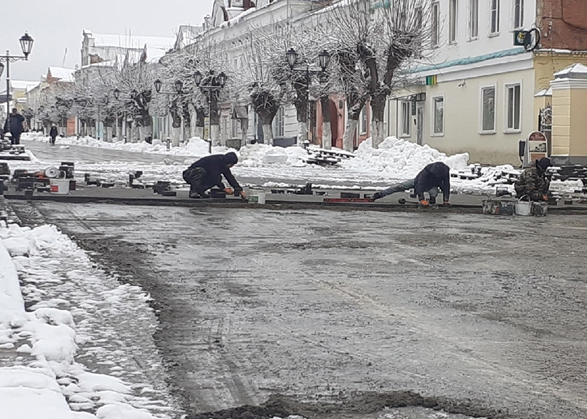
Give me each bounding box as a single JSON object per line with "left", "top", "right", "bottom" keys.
{"left": 13, "top": 202, "right": 587, "bottom": 419}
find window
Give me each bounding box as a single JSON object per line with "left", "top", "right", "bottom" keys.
{"left": 433, "top": 96, "right": 444, "bottom": 135}
{"left": 449, "top": 0, "right": 458, "bottom": 43}
{"left": 506, "top": 84, "right": 521, "bottom": 131}
{"left": 490, "top": 0, "right": 500, "bottom": 34}
{"left": 514, "top": 0, "right": 524, "bottom": 29}
{"left": 481, "top": 87, "right": 496, "bottom": 132}
{"left": 401, "top": 102, "right": 411, "bottom": 136}
{"left": 469, "top": 0, "right": 479, "bottom": 39}
{"left": 272, "top": 106, "right": 284, "bottom": 137}
{"left": 431, "top": 3, "right": 440, "bottom": 47}
{"left": 360, "top": 106, "right": 368, "bottom": 134}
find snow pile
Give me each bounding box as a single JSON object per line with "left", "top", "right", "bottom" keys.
{"left": 0, "top": 223, "right": 174, "bottom": 419}
{"left": 345, "top": 137, "right": 470, "bottom": 178}
{"left": 24, "top": 133, "right": 226, "bottom": 159}
{"left": 238, "top": 143, "right": 309, "bottom": 167}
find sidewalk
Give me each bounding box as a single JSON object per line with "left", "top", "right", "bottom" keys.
{"left": 4, "top": 184, "right": 587, "bottom": 214}
{"left": 0, "top": 217, "right": 180, "bottom": 419}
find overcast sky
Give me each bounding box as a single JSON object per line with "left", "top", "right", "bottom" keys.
{"left": 2, "top": 0, "right": 210, "bottom": 82}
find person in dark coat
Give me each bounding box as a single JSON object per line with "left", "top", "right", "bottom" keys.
{"left": 514, "top": 157, "right": 551, "bottom": 201}
{"left": 3, "top": 108, "right": 25, "bottom": 145}
{"left": 49, "top": 124, "right": 58, "bottom": 146}
{"left": 183, "top": 152, "right": 246, "bottom": 199}
{"left": 372, "top": 161, "right": 451, "bottom": 207}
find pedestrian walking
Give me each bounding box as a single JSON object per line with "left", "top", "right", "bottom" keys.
{"left": 514, "top": 157, "right": 552, "bottom": 202}
{"left": 372, "top": 161, "right": 451, "bottom": 207}
{"left": 3, "top": 108, "right": 25, "bottom": 145}
{"left": 182, "top": 152, "right": 247, "bottom": 199}
{"left": 49, "top": 124, "right": 58, "bottom": 146}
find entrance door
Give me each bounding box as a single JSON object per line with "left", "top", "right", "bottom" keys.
{"left": 416, "top": 103, "right": 424, "bottom": 145}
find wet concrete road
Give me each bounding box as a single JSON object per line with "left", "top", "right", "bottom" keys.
{"left": 12, "top": 202, "right": 587, "bottom": 419}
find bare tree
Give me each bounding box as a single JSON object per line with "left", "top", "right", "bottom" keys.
{"left": 232, "top": 29, "right": 288, "bottom": 146}
{"left": 321, "top": 0, "right": 432, "bottom": 149}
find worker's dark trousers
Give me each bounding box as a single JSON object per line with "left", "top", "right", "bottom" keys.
{"left": 10, "top": 132, "right": 21, "bottom": 145}
{"left": 182, "top": 167, "right": 219, "bottom": 195}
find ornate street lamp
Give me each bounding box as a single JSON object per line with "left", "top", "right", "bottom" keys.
{"left": 1, "top": 32, "right": 34, "bottom": 143}
{"left": 153, "top": 79, "right": 163, "bottom": 93}
{"left": 19, "top": 33, "right": 34, "bottom": 58}
{"left": 217, "top": 72, "right": 227, "bottom": 88}
{"left": 286, "top": 48, "right": 298, "bottom": 69}
{"left": 285, "top": 48, "right": 331, "bottom": 145}
{"left": 174, "top": 79, "right": 183, "bottom": 94}
{"left": 194, "top": 70, "right": 202, "bottom": 86}
{"left": 318, "top": 50, "right": 331, "bottom": 72}
{"left": 113, "top": 88, "right": 120, "bottom": 100}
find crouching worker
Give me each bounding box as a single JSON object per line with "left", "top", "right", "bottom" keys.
{"left": 514, "top": 157, "right": 551, "bottom": 202}
{"left": 183, "top": 152, "right": 246, "bottom": 199}
{"left": 372, "top": 161, "right": 451, "bottom": 207}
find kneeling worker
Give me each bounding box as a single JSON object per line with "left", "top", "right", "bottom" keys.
{"left": 372, "top": 161, "right": 451, "bottom": 207}
{"left": 514, "top": 157, "right": 551, "bottom": 201}
{"left": 183, "top": 152, "right": 246, "bottom": 199}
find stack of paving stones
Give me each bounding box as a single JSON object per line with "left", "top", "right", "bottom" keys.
{"left": 550, "top": 165, "right": 587, "bottom": 193}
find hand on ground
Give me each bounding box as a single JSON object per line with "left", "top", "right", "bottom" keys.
{"left": 224, "top": 188, "right": 234, "bottom": 195}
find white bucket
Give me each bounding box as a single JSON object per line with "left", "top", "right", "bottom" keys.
{"left": 515, "top": 200, "right": 532, "bottom": 216}
{"left": 250, "top": 192, "right": 266, "bottom": 204}
{"left": 50, "top": 179, "right": 70, "bottom": 195}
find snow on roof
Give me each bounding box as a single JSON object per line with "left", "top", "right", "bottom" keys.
{"left": 10, "top": 80, "right": 39, "bottom": 91}
{"left": 91, "top": 33, "right": 174, "bottom": 50}
{"left": 554, "top": 63, "right": 587, "bottom": 78}
{"left": 48, "top": 67, "right": 76, "bottom": 82}
{"left": 89, "top": 33, "right": 175, "bottom": 63}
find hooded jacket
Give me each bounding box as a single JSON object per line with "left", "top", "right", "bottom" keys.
{"left": 188, "top": 152, "right": 240, "bottom": 190}
{"left": 414, "top": 162, "right": 451, "bottom": 202}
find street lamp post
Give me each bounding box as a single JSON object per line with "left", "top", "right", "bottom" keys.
{"left": 0, "top": 33, "right": 34, "bottom": 140}
{"left": 286, "top": 48, "right": 330, "bottom": 146}
{"left": 153, "top": 79, "right": 187, "bottom": 147}
{"left": 194, "top": 70, "right": 227, "bottom": 154}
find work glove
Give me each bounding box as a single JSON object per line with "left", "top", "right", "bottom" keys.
{"left": 419, "top": 199, "right": 430, "bottom": 207}
{"left": 372, "top": 192, "right": 382, "bottom": 200}
{"left": 224, "top": 187, "right": 234, "bottom": 195}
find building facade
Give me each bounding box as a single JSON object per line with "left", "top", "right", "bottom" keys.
{"left": 384, "top": 0, "right": 587, "bottom": 165}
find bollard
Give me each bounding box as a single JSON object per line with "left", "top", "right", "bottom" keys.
{"left": 166, "top": 138, "right": 171, "bottom": 150}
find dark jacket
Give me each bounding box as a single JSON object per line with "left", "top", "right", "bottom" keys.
{"left": 49, "top": 126, "right": 58, "bottom": 137}
{"left": 188, "top": 152, "right": 240, "bottom": 190}
{"left": 414, "top": 162, "right": 451, "bottom": 202}
{"left": 4, "top": 113, "right": 25, "bottom": 134}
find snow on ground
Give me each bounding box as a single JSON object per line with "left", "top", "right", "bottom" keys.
{"left": 0, "top": 221, "right": 180, "bottom": 418}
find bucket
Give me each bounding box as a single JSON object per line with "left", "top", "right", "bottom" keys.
{"left": 515, "top": 200, "right": 532, "bottom": 216}
{"left": 50, "top": 179, "right": 70, "bottom": 195}
{"left": 249, "top": 192, "right": 266, "bottom": 204}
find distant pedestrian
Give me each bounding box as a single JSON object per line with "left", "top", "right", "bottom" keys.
{"left": 49, "top": 124, "right": 58, "bottom": 146}
{"left": 515, "top": 157, "right": 552, "bottom": 202}
{"left": 3, "top": 108, "right": 25, "bottom": 145}
{"left": 183, "top": 152, "right": 246, "bottom": 199}
{"left": 372, "top": 161, "right": 451, "bottom": 207}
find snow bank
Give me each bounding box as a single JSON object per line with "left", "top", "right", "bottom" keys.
{"left": 345, "top": 137, "right": 469, "bottom": 178}
{"left": 24, "top": 133, "right": 224, "bottom": 158}
{"left": 238, "top": 143, "right": 309, "bottom": 167}
{"left": 0, "top": 223, "right": 169, "bottom": 419}
{"left": 0, "top": 227, "right": 78, "bottom": 418}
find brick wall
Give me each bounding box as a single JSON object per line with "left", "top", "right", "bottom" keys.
{"left": 538, "top": 0, "right": 587, "bottom": 50}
